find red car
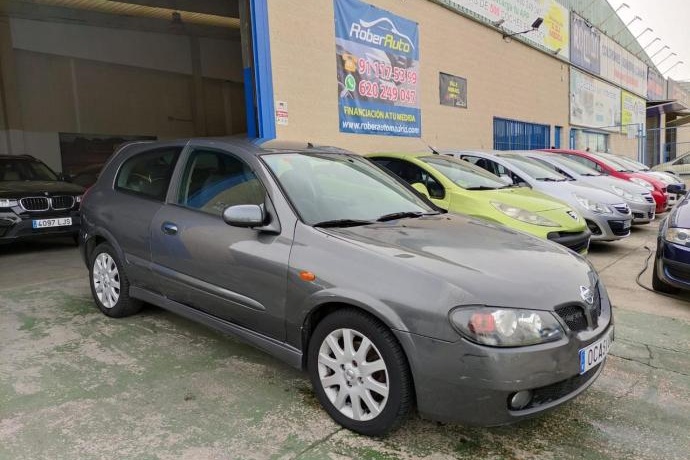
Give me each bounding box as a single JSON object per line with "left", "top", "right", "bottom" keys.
{"left": 541, "top": 149, "right": 668, "bottom": 213}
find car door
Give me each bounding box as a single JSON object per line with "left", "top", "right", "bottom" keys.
{"left": 371, "top": 157, "right": 450, "bottom": 209}
{"left": 149, "top": 145, "right": 290, "bottom": 340}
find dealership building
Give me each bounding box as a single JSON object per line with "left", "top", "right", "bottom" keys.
{"left": 0, "top": 0, "right": 688, "bottom": 175}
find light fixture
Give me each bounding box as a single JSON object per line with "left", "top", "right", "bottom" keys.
{"left": 553, "top": 47, "right": 562, "bottom": 55}
{"left": 663, "top": 60, "right": 684, "bottom": 76}
{"left": 650, "top": 45, "right": 670, "bottom": 60}
{"left": 625, "top": 27, "right": 652, "bottom": 48}
{"left": 656, "top": 52, "right": 677, "bottom": 67}
{"left": 493, "top": 19, "right": 505, "bottom": 28}
{"left": 502, "top": 17, "right": 543, "bottom": 40}
{"left": 613, "top": 15, "right": 641, "bottom": 40}
{"left": 598, "top": 2, "right": 629, "bottom": 30}
{"left": 643, "top": 37, "right": 661, "bottom": 50}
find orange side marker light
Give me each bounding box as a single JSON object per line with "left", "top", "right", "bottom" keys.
{"left": 299, "top": 271, "right": 316, "bottom": 282}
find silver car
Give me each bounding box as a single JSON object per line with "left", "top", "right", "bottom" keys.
{"left": 450, "top": 150, "right": 634, "bottom": 241}
{"left": 519, "top": 151, "right": 656, "bottom": 224}
{"left": 79, "top": 139, "right": 613, "bottom": 435}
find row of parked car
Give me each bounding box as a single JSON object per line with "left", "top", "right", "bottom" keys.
{"left": 0, "top": 141, "right": 687, "bottom": 435}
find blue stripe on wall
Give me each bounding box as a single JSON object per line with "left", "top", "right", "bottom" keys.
{"left": 250, "top": 0, "right": 276, "bottom": 141}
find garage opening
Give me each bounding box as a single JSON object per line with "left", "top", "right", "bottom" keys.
{"left": 0, "top": 0, "right": 266, "bottom": 179}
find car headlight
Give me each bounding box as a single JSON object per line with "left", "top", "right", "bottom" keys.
{"left": 449, "top": 306, "right": 564, "bottom": 347}
{"left": 610, "top": 185, "right": 644, "bottom": 203}
{"left": 629, "top": 177, "right": 654, "bottom": 191}
{"left": 573, "top": 194, "right": 613, "bottom": 214}
{"left": 0, "top": 198, "right": 18, "bottom": 208}
{"left": 665, "top": 227, "right": 690, "bottom": 246}
{"left": 490, "top": 201, "right": 561, "bottom": 227}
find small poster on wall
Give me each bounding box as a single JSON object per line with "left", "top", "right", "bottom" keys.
{"left": 439, "top": 72, "right": 467, "bottom": 108}
{"left": 334, "top": 0, "right": 421, "bottom": 137}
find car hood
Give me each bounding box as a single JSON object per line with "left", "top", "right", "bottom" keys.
{"left": 536, "top": 180, "right": 625, "bottom": 205}
{"left": 0, "top": 181, "right": 85, "bottom": 197}
{"left": 471, "top": 187, "right": 569, "bottom": 212}
{"left": 584, "top": 175, "right": 649, "bottom": 195}
{"left": 321, "top": 214, "right": 596, "bottom": 311}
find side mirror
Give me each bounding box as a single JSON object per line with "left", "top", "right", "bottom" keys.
{"left": 499, "top": 174, "right": 513, "bottom": 185}
{"left": 411, "top": 182, "right": 430, "bottom": 198}
{"left": 667, "top": 183, "right": 687, "bottom": 195}
{"left": 222, "top": 204, "right": 265, "bottom": 228}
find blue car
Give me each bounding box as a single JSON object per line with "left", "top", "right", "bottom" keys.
{"left": 654, "top": 183, "right": 690, "bottom": 293}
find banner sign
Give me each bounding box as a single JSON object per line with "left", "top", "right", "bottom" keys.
{"left": 600, "top": 35, "right": 647, "bottom": 97}
{"left": 439, "top": 72, "right": 467, "bottom": 108}
{"left": 647, "top": 67, "right": 666, "bottom": 101}
{"left": 334, "top": 0, "right": 421, "bottom": 137}
{"left": 570, "top": 12, "right": 600, "bottom": 74}
{"left": 443, "top": 0, "right": 569, "bottom": 57}
{"left": 668, "top": 79, "right": 690, "bottom": 108}
{"left": 621, "top": 90, "right": 646, "bottom": 135}
{"left": 570, "top": 68, "right": 621, "bottom": 131}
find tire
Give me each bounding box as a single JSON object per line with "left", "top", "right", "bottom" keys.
{"left": 307, "top": 309, "right": 413, "bottom": 436}
{"left": 89, "top": 242, "right": 142, "bottom": 317}
{"left": 652, "top": 258, "right": 680, "bottom": 294}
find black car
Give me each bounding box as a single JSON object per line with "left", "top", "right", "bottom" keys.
{"left": 0, "top": 155, "right": 84, "bottom": 244}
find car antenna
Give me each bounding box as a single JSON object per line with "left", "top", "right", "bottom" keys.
{"left": 307, "top": 142, "right": 314, "bottom": 148}
{"left": 420, "top": 138, "right": 440, "bottom": 155}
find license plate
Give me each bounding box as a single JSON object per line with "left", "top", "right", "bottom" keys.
{"left": 579, "top": 328, "right": 614, "bottom": 374}
{"left": 623, "top": 220, "right": 631, "bottom": 229}
{"left": 32, "top": 217, "right": 72, "bottom": 229}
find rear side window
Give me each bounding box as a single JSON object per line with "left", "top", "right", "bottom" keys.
{"left": 115, "top": 147, "right": 181, "bottom": 201}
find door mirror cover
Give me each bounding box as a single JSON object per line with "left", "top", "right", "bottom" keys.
{"left": 667, "top": 183, "right": 687, "bottom": 195}
{"left": 499, "top": 174, "right": 513, "bottom": 185}
{"left": 222, "top": 204, "right": 265, "bottom": 228}
{"left": 411, "top": 182, "right": 430, "bottom": 198}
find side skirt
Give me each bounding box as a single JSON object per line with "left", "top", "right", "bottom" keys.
{"left": 130, "top": 286, "right": 303, "bottom": 369}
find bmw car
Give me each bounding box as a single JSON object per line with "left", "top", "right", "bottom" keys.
{"left": 80, "top": 139, "right": 613, "bottom": 435}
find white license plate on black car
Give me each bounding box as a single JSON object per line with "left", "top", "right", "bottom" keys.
{"left": 623, "top": 220, "right": 631, "bottom": 229}
{"left": 32, "top": 217, "right": 72, "bottom": 229}
{"left": 579, "top": 328, "right": 614, "bottom": 374}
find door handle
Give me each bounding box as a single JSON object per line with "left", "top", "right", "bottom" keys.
{"left": 161, "top": 222, "right": 178, "bottom": 235}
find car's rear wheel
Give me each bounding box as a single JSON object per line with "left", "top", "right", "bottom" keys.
{"left": 89, "top": 242, "right": 142, "bottom": 317}
{"left": 307, "top": 309, "right": 412, "bottom": 436}
{"left": 652, "top": 257, "right": 680, "bottom": 294}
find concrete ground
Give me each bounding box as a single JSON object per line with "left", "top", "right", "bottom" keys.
{"left": 1, "top": 221, "right": 689, "bottom": 460}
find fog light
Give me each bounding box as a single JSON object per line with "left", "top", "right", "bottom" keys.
{"left": 509, "top": 390, "right": 532, "bottom": 410}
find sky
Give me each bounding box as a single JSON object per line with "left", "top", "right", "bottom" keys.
{"left": 607, "top": 0, "right": 690, "bottom": 81}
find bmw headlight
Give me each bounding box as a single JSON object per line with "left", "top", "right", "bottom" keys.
{"left": 629, "top": 177, "right": 654, "bottom": 191}
{"left": 449, "top": 306, "right": 564, "bottom": 347}
{"left": 491, "top": 201, "right": 561, "bottom": 227}
{"left": 665, "top": 227, "right": 690, "bottom": 246}
{"left": 610, "top": 185, "right": 644, "bottom": 203}
{"left": 573, "top": 194, "right": 613, "bottom": 214}
{"left": 0, "top": 198, "right": 18, "bottom": 208}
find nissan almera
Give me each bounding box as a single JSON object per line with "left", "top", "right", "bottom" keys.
{"left": 79, "top": 139, "right": 613, "bottom": 436}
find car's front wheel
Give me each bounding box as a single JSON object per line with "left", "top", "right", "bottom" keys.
{"left": 307, "top": 309, "right": 413, "bottom": 436}
{"left": 652, "top": 257, "right": 680, "bottom": 294}
{"left": 89, "top": 242, "right": 142, "bottom": 317}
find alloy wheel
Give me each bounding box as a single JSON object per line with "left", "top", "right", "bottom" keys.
{"left": 92, "top": 252, "right": 121, "bottom": 309}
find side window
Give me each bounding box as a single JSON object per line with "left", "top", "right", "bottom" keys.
{"left": 675, "top": 155, "right": 690, "bottom": 165}
{"left": 563, "top": 154, "right": 599, "bottom": 171}
{"left": 116, "top": 147, "right": 181, "bottom": 201}
{"left": 177, "top": 149, "right": 265, "bottom": 216}
{"left": 372, "top": 158, "right": 444, "bottom": 199}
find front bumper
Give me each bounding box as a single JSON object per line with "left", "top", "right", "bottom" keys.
{"left": 547, "top": 229, "right": 591, "bottom": 254}
{"left": 657, "top": 239, "right": 690, "bottom": 290}
{"left": 651, "top": 190, "right": 668, "bottom": 213}
{"left": 629, "top": 200, "right": 656, "bottom": 224}
{"left": 0, "top": 210, "right": 81, "bottom": 243}
{"left": 396, "top": 285, "right": 613, "bottom": 425}
{"left": 583, "top": 208, "right": 633, "bottom": 241}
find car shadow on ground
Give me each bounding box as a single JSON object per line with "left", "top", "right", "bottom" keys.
{"left": 0, "top": 237, "right": 78, "bottom": 256}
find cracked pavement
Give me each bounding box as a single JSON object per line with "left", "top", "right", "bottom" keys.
{"left": 1, "top": 220, "right": 689, "bottom": 459}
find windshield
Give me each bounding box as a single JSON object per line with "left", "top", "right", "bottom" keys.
{"left": 499, "top": 154, "right": 567, "bottom": 181}
{"left": 262, "top": 153, "right": 435, "bottom": 225}
{"left": 419, "top": 156, "right": 507, "bottom": 190}
{"left": 545, "top": 155, "right": 601, "bottom": 176}
{"left": 0, "top": 159, "right": 58, "bottom": 181}
{"left": 591, "top": 153, "right": 633, "bottom": 172}
{"left": 604, "top": 154, "right": 646, "bottom": 172}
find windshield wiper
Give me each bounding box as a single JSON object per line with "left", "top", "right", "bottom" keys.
{"left": 376, "top": 211, "right": 437, "bottom": 222}
{"left": 313, "top": 219, "right": 373, "bottom": 228}
{"left": 539, "top": 177, "right": 565, "bottom": 182}
{"left": 465, "top": 185, "right": 499, "bottom": 190}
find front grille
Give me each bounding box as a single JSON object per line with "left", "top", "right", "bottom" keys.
{"left": 607, "top": 220, "right": 631, "bottom": 236}
{"left": 644, "top": 195, "right": 654, "bottom": 203}
{"left": 555, "top": 304, "right": 588, "bottom": 331}
{"left": 633, "top": 212, "right": 644, "bottom": 219}
{"left": 517, "top": 364, "right": 601, "bottom": 410}
{"left": 51, "top": 195, "right": 74, "bottom": 210}
{"left": 20, "top": 197, "right": 49, "bottom": 211}
{"left": 613, "top": 204, "right": 630, "bottom": 215}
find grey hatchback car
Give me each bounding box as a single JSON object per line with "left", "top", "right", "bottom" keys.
{"left": 79, "top": 139, "right": 614, "bottom": 436}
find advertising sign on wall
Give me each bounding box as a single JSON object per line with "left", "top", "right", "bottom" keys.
{"left": 668, "top": 79, "right": 690, "bottom": 108}
{"left": 647, "top": 67, "right": 666, "bottom": 101}
{"left": 570, "top": 68, "right": 621, "bottom": 131}
{"left": 570, "top": 12, "right": 600, "bottom": 74}
{"left": 621, "top": 90, "right": 646, "bottom": 135}
{"left": 334, "top": 0, "right": 421, "bottom": 137}
{"left": 600, "top": 35, "right": 647, "bottom": 97}
{"left": 445, "top": 0, "right": 569, "bottom": 57}
{"left": 439, "top": 72, "right": 467, "bottom": 108}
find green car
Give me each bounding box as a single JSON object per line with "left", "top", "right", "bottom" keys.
{"left": 368, "top": 152, "right": 591, "bottom": 253}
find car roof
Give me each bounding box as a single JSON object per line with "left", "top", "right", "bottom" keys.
{"left": 367, "top": 152, "right": 434, "bottom": 159}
